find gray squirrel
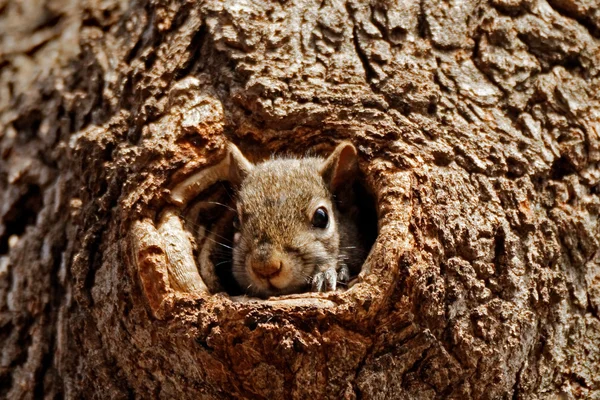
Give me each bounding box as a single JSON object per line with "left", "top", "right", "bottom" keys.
{"left": 227, "top": 142, "right": 367, "bottom": 298}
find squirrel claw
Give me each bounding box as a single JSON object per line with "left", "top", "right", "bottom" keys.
{"left": 312, "top": 268, "right": 339, "bottom": 292}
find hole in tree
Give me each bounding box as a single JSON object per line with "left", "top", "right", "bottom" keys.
{"left": 183, "top": 148, "right": 378, "bottom": 298}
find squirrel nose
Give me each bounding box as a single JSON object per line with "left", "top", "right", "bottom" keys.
{"left": 251, "top": 258, "right": 283, "bottom": 279}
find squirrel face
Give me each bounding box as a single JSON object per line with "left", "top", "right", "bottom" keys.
{"left": 228, "top": 143, "right": 358, "bottom": 297}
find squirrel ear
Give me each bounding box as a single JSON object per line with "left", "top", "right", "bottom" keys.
{"left": 320, "top": 142, "right": 358, "bottom": 192}
{"left": 228, "top": 143, "right": 253, "bottom": 184}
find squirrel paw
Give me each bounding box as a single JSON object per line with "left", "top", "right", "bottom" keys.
{"left": 311, "top": 265, "right": 350, "bottom": 292}
{"left": 337, "top": 264, "right": 350, "bottom": 284}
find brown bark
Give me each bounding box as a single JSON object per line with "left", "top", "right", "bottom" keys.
{"left": 1, "top": 0, "right": 599, "bottom": 398}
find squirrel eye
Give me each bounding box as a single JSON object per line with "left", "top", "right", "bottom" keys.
{"left": 311, "top": 207, "right": 329, "bottom": 229}
{"left": 233, "top": 214, "right": 240, "bottom": 230}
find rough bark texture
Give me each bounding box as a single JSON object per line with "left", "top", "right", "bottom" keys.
{"left": 1, "top": 0, "right": 599, "bottom": 398}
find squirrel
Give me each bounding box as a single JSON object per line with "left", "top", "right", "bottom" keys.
{"left": 227, "top": 142, "right": 367, "bottom": 298}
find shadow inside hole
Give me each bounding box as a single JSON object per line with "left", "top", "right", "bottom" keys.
{"left": 181, "top": 182, "right": 241, "bottom": 295}
{"left": 210, "top": 212, "right": 242, "bottom": 295}
{"left": 352, "top": 179, "right": 378, "bottom": 264}
{"left": 185, "top": 173, "right": 378, "bottom": 297}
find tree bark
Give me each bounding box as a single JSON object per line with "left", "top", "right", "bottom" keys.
{"left": 1, "top": 0, "right": 599, "bottom": 398}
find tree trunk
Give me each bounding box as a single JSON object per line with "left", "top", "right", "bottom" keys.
{"left": 1, "top": 0, "right": 599, "bottom": 398}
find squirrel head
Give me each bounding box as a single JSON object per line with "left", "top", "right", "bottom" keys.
{"left": 228, "top": 142, "right": 358, "bottom": 297}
